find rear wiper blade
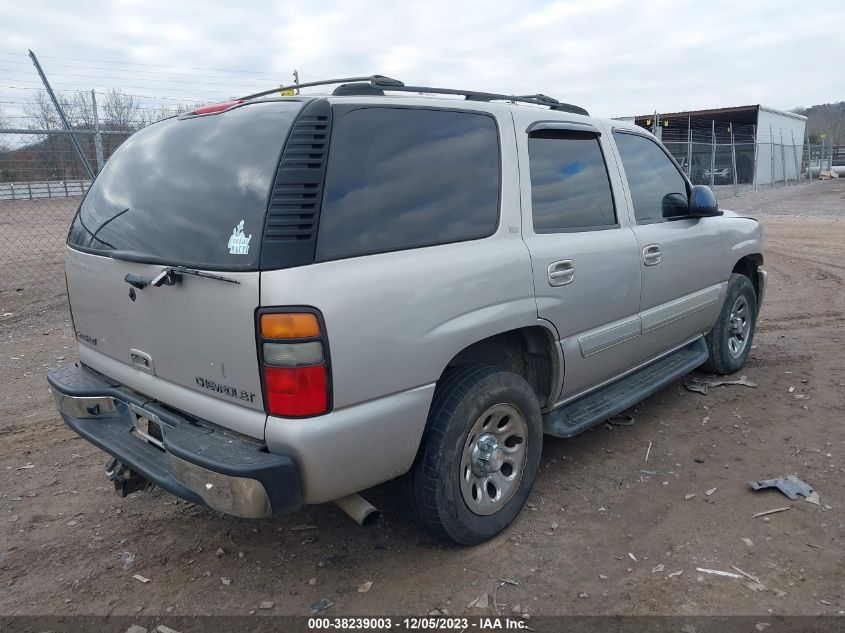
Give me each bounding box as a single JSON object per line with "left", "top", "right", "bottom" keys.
{"left": 171, "top": 266, "right": 240, "bottom": 285}
{"left": 124, "top": 266, "right": 240, "bottom": 290}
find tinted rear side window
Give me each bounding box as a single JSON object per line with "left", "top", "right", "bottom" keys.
{"left": 528, "top": 131, "right": 616, "bottom": 231}
{"left": 316, "top": 107, "right": 500, "bottom": 260}
{"left": 613, "top": 131, "right": 689, "bottom": 224}
{"left": 68, "top": 101, "right": 302, "bottom": 270}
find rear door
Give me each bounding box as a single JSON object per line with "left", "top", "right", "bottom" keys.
{"left": 609, "top": 128, "right": 725, "bottom": 365}
{"left": 513, "top": 112, "right": 642, "bottom": 402}
{"left": 65, "top": 101, "right": 303, "bottom": 439}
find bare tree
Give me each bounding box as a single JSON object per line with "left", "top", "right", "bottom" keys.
{"left": 23, "top": 89, "right": 87, "bottom": 129}
{"left": 138, "top": 104, "right": 178, "bottom": 128}
{"left": 21, "top": 90, "right": 89, "bottom": 180}
{"left": 101, "top": 88, "right": 141, "bottom": 132}
{"left": 70, "top": 91, "right": 96, "bottom": 129}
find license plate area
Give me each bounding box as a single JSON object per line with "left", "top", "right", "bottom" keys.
{"left": 130, "top": 403, "right": 165, "bottom": 450}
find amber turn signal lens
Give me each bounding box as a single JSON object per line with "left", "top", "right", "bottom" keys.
{"left": 261, "top": 313, "right": 320, "bottom": 339}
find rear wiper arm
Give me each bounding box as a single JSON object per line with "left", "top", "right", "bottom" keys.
{"left": 124, "top": 266, "right": 240, "bottom": 290}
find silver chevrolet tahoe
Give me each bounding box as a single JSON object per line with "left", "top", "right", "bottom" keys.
{"left": 48, "top": 75, "right": 765, "bottom": 545}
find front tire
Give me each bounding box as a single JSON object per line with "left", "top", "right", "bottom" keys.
{"left": 408, "top": 364, "right": 542, "bottom": 545}
{"left": 703, "top": 273, "right": 758, "bottom": 374}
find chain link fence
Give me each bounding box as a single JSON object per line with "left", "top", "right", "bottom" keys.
{"left": 646, "top": 118, "right": 837, "bottom": 197}
{"left": 0, "top": 128, "right": 130, "bottom": 319}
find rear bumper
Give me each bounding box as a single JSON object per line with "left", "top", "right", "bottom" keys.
{"left": 47, "top": 362, "right": 301, "bottom": 518}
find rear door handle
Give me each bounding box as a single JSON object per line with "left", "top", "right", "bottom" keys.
{"left": 642, "top": 244, "right": 662, "bottom": 266}
{"left": 548, "top": 259, "right": 575, "bottom": 286}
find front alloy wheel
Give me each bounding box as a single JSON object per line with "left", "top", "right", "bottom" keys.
{"left": 703, "top": 273, "right": 758, "bottom": 375}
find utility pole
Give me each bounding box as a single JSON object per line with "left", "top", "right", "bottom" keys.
{"left": 91, "top": 90, "right": 105, "bottom": 173}
{"left": 28, "top": 49, "right": 94, "bottom": 179}
{"left": 293, "top": 70, "right": 300, "bottom": 95}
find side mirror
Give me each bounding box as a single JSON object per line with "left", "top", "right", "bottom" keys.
{"left": 662, "top": 193, "right": 689, "bottom": 218}
{"left": 689, "top": 185, "right": 722, "bottom": 217}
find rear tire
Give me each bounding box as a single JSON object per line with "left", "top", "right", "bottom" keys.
{"left": 408, "top": 364, "right": 542, "bottom": 545}
{"left": 703, "top": 273, "right": 758, "bottom": 375}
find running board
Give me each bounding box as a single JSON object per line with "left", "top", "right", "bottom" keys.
{"left": 543, "top": 337, "right": 709, "bottom": 438}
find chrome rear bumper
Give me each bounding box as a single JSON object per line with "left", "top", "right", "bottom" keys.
{"left": 48, "top": 363, "right": 301, "bottom": 519}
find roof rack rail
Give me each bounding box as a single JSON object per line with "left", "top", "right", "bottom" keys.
{"left": 238, "top": 75, "right": 405, "bottom": 101}
{"left": 238, "top": 75, "right": 589, "bottom": 117}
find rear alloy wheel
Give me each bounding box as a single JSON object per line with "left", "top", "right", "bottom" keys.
{"left": 408, "top": 364, "right": 542, "bottom": 545}
{"left": 459, "top": 403, "right": 529, "bottom": 515}
{"left": 703, "top": 273, "right": 758, "bottom": 375}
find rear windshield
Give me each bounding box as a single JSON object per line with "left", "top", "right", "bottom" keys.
{"left": 68, "top": 101, "right": 302, "bottom": 270}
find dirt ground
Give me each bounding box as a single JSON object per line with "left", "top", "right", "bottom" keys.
{"left": 1, "top": 181, "right": 844, "bottom": 618}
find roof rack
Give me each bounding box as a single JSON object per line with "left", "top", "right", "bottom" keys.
{"left": 237, "top": 75, "right": 589, "bottom": 116}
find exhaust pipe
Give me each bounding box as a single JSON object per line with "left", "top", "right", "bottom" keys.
{"left": 334, "top": 493, "right": 380, "bottom": 526}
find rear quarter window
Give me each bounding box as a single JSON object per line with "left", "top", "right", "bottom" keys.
{"left": 315, "top": 107, "right": 500, "bottom": 261}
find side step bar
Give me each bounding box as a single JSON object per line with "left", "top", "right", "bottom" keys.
{"left": 543, "top": 337, "right": 709, "bottom": 438}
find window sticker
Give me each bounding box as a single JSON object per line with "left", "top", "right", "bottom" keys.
{"left": 227, "top": 220, "right": 252, "bottom": 255}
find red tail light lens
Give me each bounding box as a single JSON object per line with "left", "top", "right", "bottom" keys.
{"left": 190, "top": 100, "right": 244, "bottom": 115}
{"left": 264, "top": 365, "right": 327, "bottom": 417}
{"left": 257, "top": 308, "right": 331, "bottom": 417}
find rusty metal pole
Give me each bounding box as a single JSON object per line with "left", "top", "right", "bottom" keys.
{"left": 28, "top": 49, "right": 94, "bottom": 179}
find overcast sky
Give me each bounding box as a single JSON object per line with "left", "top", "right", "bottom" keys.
{"left": 1, "top": 0, "right": 843, "bottom": 121}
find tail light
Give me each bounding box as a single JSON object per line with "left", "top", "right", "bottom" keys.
{"left": 257, "top": 309, "right": 331, "bottom": 417}
{"left": 189, "top": 100, "right": 244, "bottom": 116}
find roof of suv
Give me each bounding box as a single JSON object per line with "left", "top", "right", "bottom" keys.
{"left": 237, "top": 74, "right": 590, "bottom": 117}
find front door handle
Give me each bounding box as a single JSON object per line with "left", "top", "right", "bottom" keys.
{"left": 642, "top": 244, "right": 662, "bottom": 266}
{"left": 548, "top": 259, "right": 575, "bottom": 286}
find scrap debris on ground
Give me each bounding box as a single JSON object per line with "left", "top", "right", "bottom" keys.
{"left": 748, "top": 475, "right": 817, "bottom": 502}
{"left": 685, "top": 375, "right": 757, "bottom": 394}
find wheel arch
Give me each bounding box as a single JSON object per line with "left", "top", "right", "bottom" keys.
{"left": 732, "top": 253, "right": 763, "bottom": 298}
{"left": 437, "top": 323, "right": 561, "bottom": 411}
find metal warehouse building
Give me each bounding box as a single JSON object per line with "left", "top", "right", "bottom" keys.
{"left": 630, "top": 105, "right": 807, "bottom": 187}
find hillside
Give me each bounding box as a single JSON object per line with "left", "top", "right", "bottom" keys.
{"left": 793, "top": 101, "right": 844, "bottom": 144}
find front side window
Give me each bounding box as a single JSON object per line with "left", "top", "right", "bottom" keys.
{"left": 316, "top": 107, "right": 500, "bottom": 260}
{"left": 613, "top": 131, "right": 689, "bottom": 223}
{"left": 528, "top": 130, "right": 616, "bottom": 232}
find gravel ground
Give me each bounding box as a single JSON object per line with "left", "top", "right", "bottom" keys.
{"left": 1, "top": 181, "right": 843, "bottom": 619}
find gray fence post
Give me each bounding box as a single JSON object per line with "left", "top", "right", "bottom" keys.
{"left": 686, "top": 116, "right": 692, "bottom": 178}
{"left": 710, "top": 120, "right": 716, "bottom": 187}
{"left": 752, "top": 124, "right": 758, "bottom": 191}
{"left": 730, "top": 124, "right": 738, "bottom": 196}
{"left": 91, "top": 90, "right": 105, "bottom": 173}
{"left": 780, "top": 130, "right": 788, "bottom": 186}
{"left": 805, "top": 134, "right": 812, "bottom": 183}
{"left": 769, "top": 125, "right": 775, "bottom": 188}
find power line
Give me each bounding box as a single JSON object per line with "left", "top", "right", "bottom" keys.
{"left": 0, "top": 50, "right": 294, "bottom": 77}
